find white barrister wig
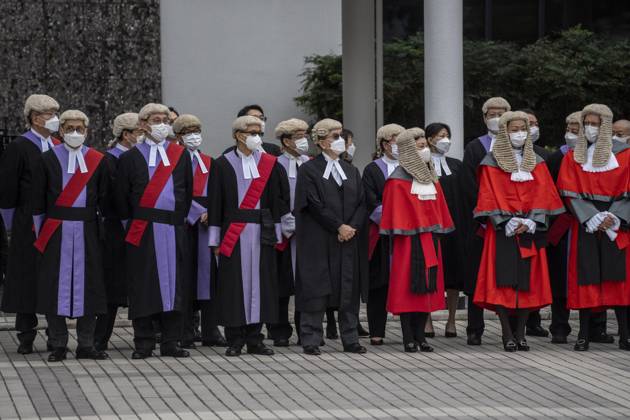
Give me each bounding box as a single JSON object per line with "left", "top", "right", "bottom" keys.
{"left": 24, "top": 94, "right": 60, "bottom": 127}
{"left": 566, "top": 111, "right": 581, "bottom": 125}
{"left": 311, "top": 118, "right": 343, "bottom": 142}
{"left": 138, "top": 103, "right": 169, "bottom": 121}
{"left": 375, "top": 123, "right": 405, "bottom": 157}
{"left": 274, "top": 118, "right": 309, "bottom": 139}
{"left": 112, "top": 112, "right": 139, "bottom": 138}
{"left": 574, "top": 103, "right": 614, "bottom": 168}
{"left": 232, "top": 115, "right": 262, "bottom": 135}
{"left": 173, "top": 114, "right": 202, "bottom": 134}
{"left": 60, "top": 109, "right": 90, "bottom": 127}
{"left": 482, "top": 96, "right": 511, "bottom": 115}
{"left": 492, "top": 111, "right": 536, "bottom": 174}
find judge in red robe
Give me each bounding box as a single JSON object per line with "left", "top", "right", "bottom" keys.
{"left": 473, "top": 111, "right": 564, "bottom": 352}
{"left": 556, "top": 103, "right": 630, "bottom": 352}
{"left": 380, "top": 128, "right": 454, "bottom": 353}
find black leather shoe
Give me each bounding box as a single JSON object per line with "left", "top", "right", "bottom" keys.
{"left": 590, "top": 332, "right": 614, "bottom": 344}
{"left": 551, "top": 334, "right": 568, "bottom": 344}
{"left": 517, "top": 339, "right": 530, "bottom": 351}
{"left": 247, "top": 344, "right": 274, "bottom": 356}
{"left": 445, "top": 329, "right": 457, "bottom": 338}
{"left": 48, "top": 348, "right": 67, "bottom": 362}
{"left": 343, "top": 343, "right": 367, "bottom": 354}
{"left": 574, "top": 338, "right": 589, "bottom": 351}
{"left": 94, "top": 341, "right": 108, "bottom": 352}
{"left": 357, "top": 324, "right": 370, "bottom": 337}
{"left": 225, "top": 346, "right": 242, "bottom": 357}
{"left": 17, "top": 343, "right": 33, "bottom": 355}
{"left": 419, "top": 341, "right": 434, "bottom": 353}
{"left": 273, "top": 338, "right": 290, "bottom": 347}
{"left": 404, "top": 343, "right": 418, "bottom": 353}
{"left": 467, "top": 333, "right": 482, "bottom": 346}
{"left": 503, "top": 339, "right": 517, "bottom": 352}
{"left": 370, "top": 338, "right": 384, "bottom": 346}
{"left": 619, "top": 340, "right": 630, "bottom": 351}
{"left": 76, "top": 347, "right": 109, "bottom": 360}
{"left": 180, "top": 341, "right": 196, "bottom": 349}
{"left": 132, "top": 350, "right": 152, "bottom": 360}
{"left": 160, "top": 346, "right": 190, "bottom": 358}
{"left": 303, "top": 345, "right": 321, "bottom": 355}
{"left": 526, "top": 326, "right": 549, "bottom": 337}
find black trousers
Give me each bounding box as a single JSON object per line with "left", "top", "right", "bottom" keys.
{"left": 367, "top": 284, "right": 388, "bottom": 338}
{"left": 46, "top": 314, "right": 96, "bottom": 349}
{"left": 199, "top": 300, "right": 222, "bottom": 341}
{"left": 400, "top": 312, "right": 428, "bottom": 344}
{"left": 550, "top": 300, "right": 608, "bottom": 338}
{"left": 466, "top": 298, "right": 485, "bottom": 336}
{"left": 224, "top": 323, "right": 263, "bottom": 348}
{"left": 133, "top": 311, "right": 182, "bottom": 352}
{"left": 15, "top": 312, "right": 39, "bottom": 345}
{"left": 267, "top": 296, "right": 293, "bottom": 340}
{"left": 94, "top": 304, "right": 120, "bottom": 350}
{"left": 300, "top": 310, "right": 358, "bottom": 347}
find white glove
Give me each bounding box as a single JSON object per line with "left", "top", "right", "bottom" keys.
{"left": 505, "top": 217, "right": 536, "bottom": 237}
{"left": 585, "top": 212, "right": 606, "bottom": 233}
{"left": 520, "top": 218, "right": 537, "bottom": 234}
{"left": 280, "top": 213, "right": 296, "bottom": 238}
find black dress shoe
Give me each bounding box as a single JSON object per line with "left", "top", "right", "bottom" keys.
{"left": 517, "top": 339, "right": 530, "bottom": 351}
{"left": 180, "top": 341, "right": 196, "bottom": 349}
{"left": 225, "top": 346, "right": 242, "bottom": 357}
{"left": 273, "top": 338, "right": 290, "bottom": 347}
{"left": 326, "top": 331, "right": 339, "bottom": 340}
{"left": 303, "top": 345, "right": 321, "bottom": 355}
{"left": 590, "top": 332, "right": 614, "bottom": 344}
{"left": 357, "top": 324, "right": 370, "bottom": 337}
{"left": 76, "top": 347, "right": 109, "bottom": 360}
{"left": 574, "top": 338, "right": 589, "bottom": 351}
{"left": 370, "top": 338, "right": 384, "bottom": 346}
{"left": 48, "top": 348, "right": 67, "bottom": 362}
{"left": 551, "top": 334, "right": 568, "bottom": 344}
{"left": 503, "top": 339, "right": 517, "bottom": 352}
{"left": 132, "top": 350, "right": 152, "bottom": 359}
{"left": 343, "top": 343, "right": 367, "bottom": 354}
{"left": 418, "top": 341, "right": 434, "bottom": 353}
{"left": 467, "top": 333, "right": 482, "bottom": 346}
{"left": 404, "top": 342, "right": 418, "bottom": 353}
{"left": 526, "top": 325, "right": 549, "bottom": 337}
{"left": 94, "top": 342, "right": 108, "bottom": 352}
{"left": 247, "top": 344, "right": 274, "bottom": 356}
{"left": 160, "top": 346, "right": 190, "bottom": 358}
{"left": 17, "top": 343, "right": 33, "bottom": 355}
{"left": 619, "top": 340, "right": 630, "bottom": 351}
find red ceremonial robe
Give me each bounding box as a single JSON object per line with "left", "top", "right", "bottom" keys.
{"left": 473, "top": 154, "right": 564, "bottom": 311}
{"left": 380, "top": 167, "right": 454, "bottom": 314}
{"left": 556, "top": 142, "right": 630, "bottom": 310}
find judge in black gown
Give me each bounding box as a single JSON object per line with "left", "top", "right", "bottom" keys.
{"left": 461, "top": 97, "right": 511, "bottom": 345}
{"left": 424, "top": 123, "right": 465, "bottom": 338}
{"left": 115, "top": 103, "right": 192, "bottom": 359}
{"left": 222, "top": 104, "right": 282, "bottom": 156}
{"left": 0, "top": 94, "right": 60, "bottom": 354}
{"left": 94, "top": 113, "right": 141, "bottom": 352}
{"left": 294, "top": 118, "right": 368, "bottom": 355}
{"left": 362, "top": 123, "right": 404, "bottom": 345}
{"left": 208, "top": 115, "right": 285, "bottom": 357}
{"left": 32, "top": 110, "right": 109, "bottom": 362}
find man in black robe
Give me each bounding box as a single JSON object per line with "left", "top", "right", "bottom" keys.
{"left": 294, "top": 118, "right": 368, "bottom": 355}
{"left": 0, "top": 94, "right": 60, "bottom": 354}
{"left": 461, "top": 97, "right": 510, "bottom": 345}
{"left": 208, "top": 115, "right": 285, "bottom": 357}
{"left": 32, "top": 110, "right": 109, "bottom": 361}
{"left": 223, "top": 105, "right": 282, "bottom": 156}
{"left": 115, "top": 103, "right": 192, "bottom": 359}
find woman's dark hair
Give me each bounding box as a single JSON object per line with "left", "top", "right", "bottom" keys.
{"left": 168, "top": 106, "right": 179, "bottom": 117}
{"left": 237, "top": 104, "right": 264, "bottom": 118}
{"left": 425, "top": 122, "right": 451, "bottom": 141}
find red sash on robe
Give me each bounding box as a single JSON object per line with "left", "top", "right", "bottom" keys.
{"left": 193, "top": 154, "right": 211, "bottom": 197}
{"left": 125, "top": 144, "right": 185, "bottom": 246}
{"left": 33, "top": 149, "right": 103, "bottom": 253}
{"left": 219, "top": 153, "right": 276, "bottom": 257}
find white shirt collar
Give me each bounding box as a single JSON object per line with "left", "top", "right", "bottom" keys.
{"left": 431, "top": 153, "right": 451, "bottom": 177}
{"left": 381, "top": 155, "right": 399, "bottom": 177}
{"left": 115, "top": 143, "right": 129, "bottom": 152}
{"left": 581, "top": 143, "right": 619, "bottom": 173}
{"left": 147, "top": 139, "right": 170, "bottom": 167}
{"left": 283, "top": 152, "right": 305, "bottom": 178}
{"left": 63, "top": 144, "right": 88, "bottom": 174}
{"left": 322, "top": 153, "right": 347, "bottom": 186}
{"left": 236, "top": 148, "right": 260, "bottom": 179}
{"left": 488, "top": 132, "right": 497, "bottom": 152}
{"left": 31, "top": 128, "right": 54, "bottom": 152}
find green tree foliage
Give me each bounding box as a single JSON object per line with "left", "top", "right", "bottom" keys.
{"left": 295, "top": 27, "right": 630, "bottom": 148}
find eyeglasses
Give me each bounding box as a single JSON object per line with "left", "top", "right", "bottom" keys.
{"left": 241, "top": 130, "right": 261, "bottom": 136}
{"left": 330, "top": 133, "right": 342, "bottom": 140}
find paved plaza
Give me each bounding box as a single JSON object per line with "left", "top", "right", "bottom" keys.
{"left": 1, "top": 311, "right": 629, "bottom": 420}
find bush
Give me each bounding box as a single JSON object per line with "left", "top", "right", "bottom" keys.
{"left": 295, "top": 27, "right": 630, "bottom": 148}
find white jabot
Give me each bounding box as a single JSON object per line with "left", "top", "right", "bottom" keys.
{"left": 189, "top": 149, "right": 208, "bottom": 174}
{"left": 488, "top": 132, "right": 497, "bottom": 152}
{"left": 581, "top": 143, "right": 619, "bottom": 173}
{"left": 237, "top": 149, "right": 260, "bottom": 179}
{"left": 322, "top": 153, "right": 347, "bottom": 186}
{"left": 31, "top": 128, "right": 55, "bottom": 152}
{"left": 283, "top": 152, "right": 305, "bottom": 178}
{"left": 510, "top": 149, "right": 534, "bottom": 182}
{"left": 411, "top": 179, "right": 437, "bottom": 201}
{"left": 64, "top": 144, "right": 87, "bottom": 174}
{"left": 148, "top": 139, "right": 170, "bottom": 167}
{"left": 382, "top": 155, "right": 399, "bottom": 177}
{"left": 115, "top": 143, "right": 129, "bottom": 152}
{"left": 431, "top": 153, "right": 451, "bottom": 177}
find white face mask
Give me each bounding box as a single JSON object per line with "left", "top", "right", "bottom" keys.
{"left": 435, "top": 137, "right": 451, "bottom": 154}
{"left": 346, "top": 143, "right": 356, "bottom": 157}
{"left": 584, "top": 125, "right": 599, "bottom": 143}
{"left": 390, "top": 144, "right": 399, "bottom": 159}
{"left": 294, "top": 137, "right": 309, "bottom": 155}
{"left": 529, "top": 126, "right": 540, "bottom": 143}
{"left": 245, "top": 134, "right": 262, "bottom": 151}
{"left": 330, "top": 137, "right": 346, "bottom": 154}
{"left": 564, "top": 132, "right": 578, "bottom": 149}
{"left": 418, "top": 147, "right": 431, "bottom": 163}
{"left": 612, "top": 135, "right": 629, "bottom": 143}
{"left": 509, "top": 131, "right": 528, "bottom": 148}
{"left": 486, "top": 117, "right": 500, "bottom": 133}
{"left": 136, "top": 134, "right": 146, "bottom": 144}
{"left": 44, "top": 115, "right": 60, "bottom": 132}
{"left": 183, "top": 133, "right": 203, "bottom": 150}
{"left": 150, "top": 123, "right": 170, "bottom": 142}
{"left": 63, "top": 130, "right": 85, "bottom": 148}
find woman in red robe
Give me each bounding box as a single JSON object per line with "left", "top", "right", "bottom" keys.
{"left": 380, "top": 128, "right": 454, "bottom": 353}
{"left": 556, "top": 103, "right": 630, "bottom": 352}
{"left": 473, "top": 111, "right": 564, "bottom": 352}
